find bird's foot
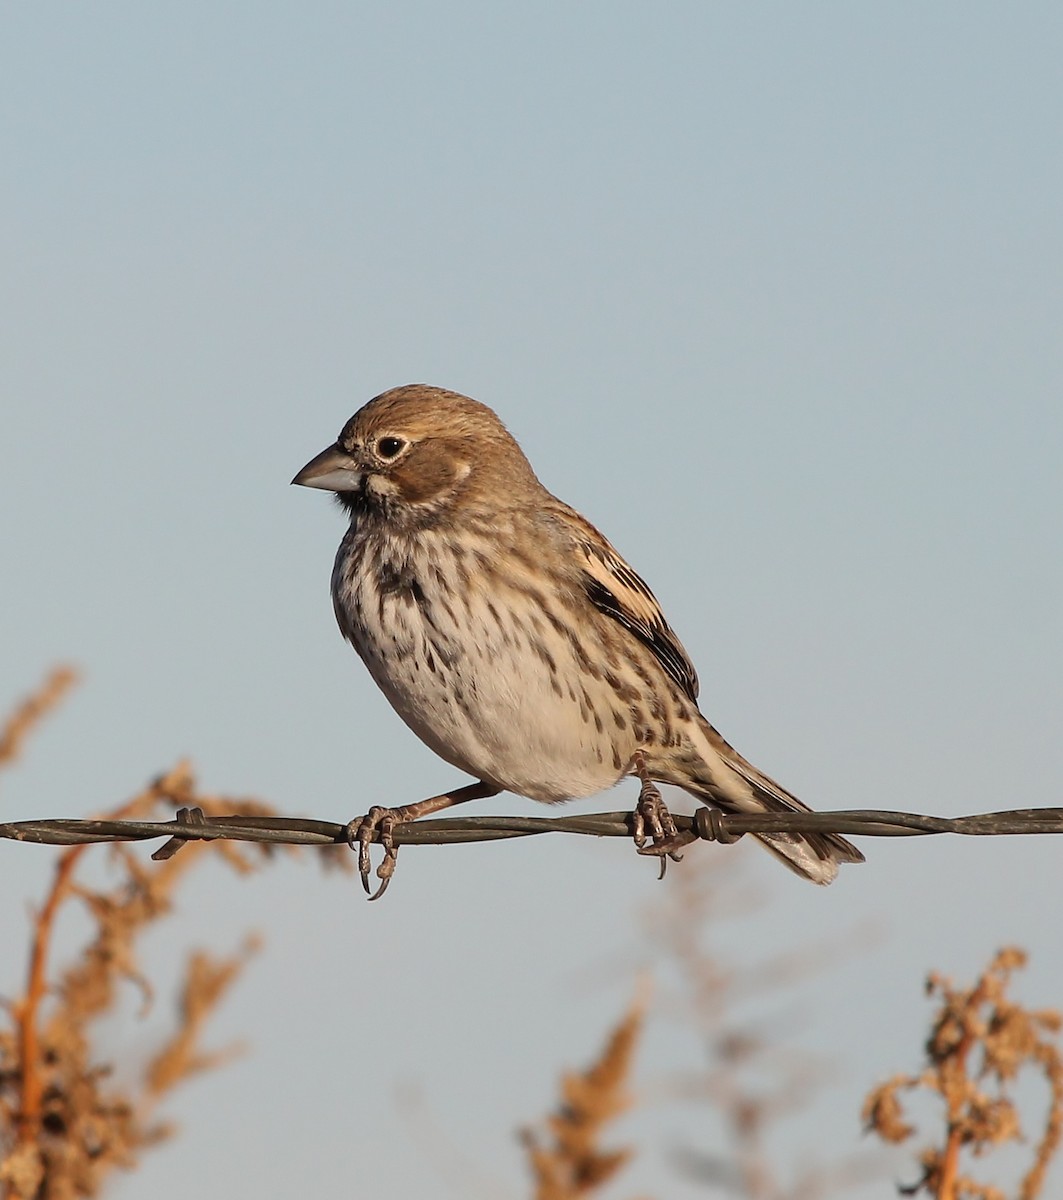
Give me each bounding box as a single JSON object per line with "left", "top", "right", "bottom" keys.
{"left": 346, "top": 805, "right": 407, "bottom": 900}
{"left": 631, "top": 772, "right": 689, "bottom": 879}
{"left": 344, "top": 781, "right": 502, "bottom": 901}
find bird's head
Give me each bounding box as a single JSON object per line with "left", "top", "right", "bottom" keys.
{"left": 292, "top": 384, "right": 540, "bottom": 522}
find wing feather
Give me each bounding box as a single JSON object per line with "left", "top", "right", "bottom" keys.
{"left": 551, "top": 504, "right": 700, "bottom": 702}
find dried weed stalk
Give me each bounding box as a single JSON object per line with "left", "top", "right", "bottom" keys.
{"left": 642, "top": 848, "right": 879, "bottom": 1199}
{"left": 0, "top": 670, "right": 332, "bottom": 1199}
{"left": 864, "top": 947, "right": 1063, "bottom": 1200}
{"left": 0, "top": 669, "right": 79, "bottom": 774}
{"left": 521, "top": 994, "right": 648, "bottom": 1200}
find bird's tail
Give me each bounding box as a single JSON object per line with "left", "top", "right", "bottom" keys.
{"left": 684, "top": 719, "right": 865, "bottom": 885}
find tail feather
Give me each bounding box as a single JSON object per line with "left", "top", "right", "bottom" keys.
{"left": 687, "top": 720, "right": 865, "bottom": 885}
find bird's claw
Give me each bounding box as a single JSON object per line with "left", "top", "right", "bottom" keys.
{"left": 343, "top": 783, "right": 500, "bottom": 900}
{"left": 632, "top": 781, "right": 686, "bottom": 878}
{"left": 346, "top": 806, "right": 400, "bottom": 901}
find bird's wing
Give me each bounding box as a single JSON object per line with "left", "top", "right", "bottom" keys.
{"left": 552, "top": 503, "right": 700, "bottom": 702}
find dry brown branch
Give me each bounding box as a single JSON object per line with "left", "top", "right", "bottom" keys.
{"left": 0, "top": 668, "right": 79, "bottom": 774}
{"left": 863, "top": 947, "right": 1063, "bottom": 1200}
{"left": 521, "top": 993, "right": 648, "bottom": 1200}
{"left": 0, "top": 671, "right": 340, "bottom": 1199}
{"left": 0, "top": 758, "right": 291, "bottom": 1199}
{"left": 146, "top": 938, "right": 261, "bottom": 1095}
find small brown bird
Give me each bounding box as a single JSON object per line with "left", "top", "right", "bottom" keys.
{"left": 293, "top": 385, "right": 863, "bottom": 896}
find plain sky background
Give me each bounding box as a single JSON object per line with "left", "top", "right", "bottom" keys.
{"left": 2, "top": 3, "right": 1062, "bottom": 1196}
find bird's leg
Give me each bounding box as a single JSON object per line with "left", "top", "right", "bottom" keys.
{"left": 346, "top": 780, "right": 501, "bottom": 901}
{"left": 630, "top": 751, "right": 690, "bottom": 877}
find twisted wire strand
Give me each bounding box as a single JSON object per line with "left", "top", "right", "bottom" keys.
{"left": 2, "top": 804, "right": 1062, "bottom": 860}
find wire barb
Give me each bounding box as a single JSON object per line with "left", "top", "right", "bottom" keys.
{"left": 693, "top": 807, "right": 745, "bottom": 845}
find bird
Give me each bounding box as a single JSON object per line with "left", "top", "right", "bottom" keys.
{"left": 292, "top": 384, "right": 864, "bottom": 897}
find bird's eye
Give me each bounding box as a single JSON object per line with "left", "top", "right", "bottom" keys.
{"left": 375, "top": 436, "right": 406, "bottom": 460}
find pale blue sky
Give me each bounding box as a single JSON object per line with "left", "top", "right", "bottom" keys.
{"left": 2, "top": 4, "right": 1062, "bottom": 1196}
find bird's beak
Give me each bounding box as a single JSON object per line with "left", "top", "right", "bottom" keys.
{"left": 291, "top": 444, "right": 364, "bottom": 492}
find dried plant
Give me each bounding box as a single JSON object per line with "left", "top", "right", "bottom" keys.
{"left": 0, "top": 669, "right": 334, "bottom": 1199}
{"left": 864, "top": 947, "right": 1063, "bottom": 1200}
{"left": 639, "top": 844, "right": 881, "bottom": 1199}
{"left": 521, "top": 994, "right": 648, "bottom": 1200}
{"left": 0, "top": 668, "right": 79, "bottom": 774}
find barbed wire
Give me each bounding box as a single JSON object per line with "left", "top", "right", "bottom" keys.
{"left": 3, "top": 803, "right": 1063, "bottom": 857}
{"left": 4, "top": 803, "right": 1062, "bottom": 900}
